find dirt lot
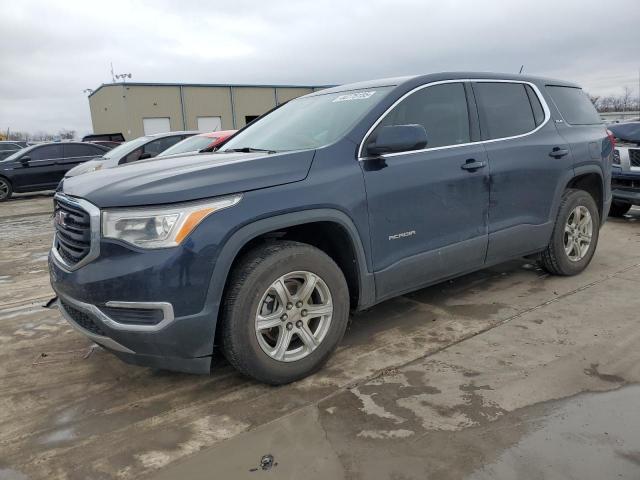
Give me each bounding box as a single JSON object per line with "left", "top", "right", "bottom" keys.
{"left": 1, "top": 193, "right": 640, "bottom": 480}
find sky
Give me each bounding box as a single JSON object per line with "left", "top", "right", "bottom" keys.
{"left": 1, "top": 0, "right": 639, "bottom": 137}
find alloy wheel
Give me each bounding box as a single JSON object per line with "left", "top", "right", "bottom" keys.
{"left": 255, "top": 270, "right": 333, "bottom": 362}
{"left": 0, "top": 179, "right": 9, "bottom": 200}
{"left": 564, "top": 205, "right": 593, "bottom": 262}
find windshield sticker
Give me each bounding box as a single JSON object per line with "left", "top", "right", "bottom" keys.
{"left": 333, "top": 91, "right": 377, "bottom": 103}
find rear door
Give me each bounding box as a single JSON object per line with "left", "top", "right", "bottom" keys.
{"left": 361, "top": 81, "right": 490, "bottom": 300}
{"left": 473, "top": 81, "right": 574, "bottom": 262}
{"left": 58, "top": 144, "right": 106, "bottom": 180}
{"left": 545, "top": 85, "right": 611, "bottom": 206}
{"left": 11, "top": 144, "right": 63, "bottom": 189}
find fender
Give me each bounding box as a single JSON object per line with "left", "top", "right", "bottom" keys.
{"left": 202, "top": 208, "right": 376, "bottom": 333}
{"left": 547, "top": 164, "right": 604, "bottom": 225}
{"left": 570, "top": 164, "right": 607, "bottom": 222}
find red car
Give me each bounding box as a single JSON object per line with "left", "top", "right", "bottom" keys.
{"left": 156, "top": 130, "right": 237, "bottom": 158}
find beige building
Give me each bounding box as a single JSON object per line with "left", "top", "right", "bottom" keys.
{"left": 88, "top": 82, "right": 330, "bottom": 140}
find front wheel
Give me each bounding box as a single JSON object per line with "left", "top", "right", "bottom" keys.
{"left": 608, "top": 201, "right": 631, "bottom": 218}
{"left": 0, "top": 177, "right": 12, "bottom": 202}
{"left": 220, "top": 241, "right": 350, "bottom": 385}
{"left": 539, "top": 188, "right": 600, "bottom": 276}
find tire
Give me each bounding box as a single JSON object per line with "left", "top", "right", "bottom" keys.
{"left": 608, "top": 200, "right": 631, "bottom": 218}
{"left": 539, "top": 188, "right": 600, "bottom": 276}
{"left": 0, "top": 177, "right": 12, "bottom": 202}
{"left": 221, "top": 240, "right": 350, "bottom": 385}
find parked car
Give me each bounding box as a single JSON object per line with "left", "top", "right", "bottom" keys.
{"left": 87, "top": 140, "right": 121, "bottom": 150}
{"left": 0, "top": 142, "right": 110, "bottom": 200}
{"left": 156, "top": 130, "right": 237, "bottom": 158}
{"left": 64, "top": 131, "right": 198, "bottom": 177}
{"left": 82, "top": 133, "right": 125, "bottom": 143}
{"left": 608, "top": 121, "right": 640, "bottom": 216}
{"left": 50, "top": 72, "right": 612, "bottom": 384}
{"left": 0, "top": 141, "right": 29, "bottom": 161}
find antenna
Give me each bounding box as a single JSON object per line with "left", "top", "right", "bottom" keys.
{"left": 519, "top": 65, "right": 524, "bottom": 74}
{"left": 110, "top": 62, "right": 115, "bottom": 83}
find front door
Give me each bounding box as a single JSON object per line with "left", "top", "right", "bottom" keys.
{"left": 12, "top": 144, "right": 63, "bottom": 190}
{"left": 360, "top": 82, "right": 490, "bottom": 300}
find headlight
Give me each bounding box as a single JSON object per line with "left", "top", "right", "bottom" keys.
{"left": 102, "top": 194, "right": 242, "bottom": 248}
{"left": 613, "top": 149, "right": 621, "bottom": 165}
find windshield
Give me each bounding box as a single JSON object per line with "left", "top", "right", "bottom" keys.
{"left": 220, "top": 87, "right": 393, "bottom": 152}
{"left": 102, "top": 136, "right": 150, "bottom": 160}
{"left": 158, "top": 135, "right": 215, "bottom": 157}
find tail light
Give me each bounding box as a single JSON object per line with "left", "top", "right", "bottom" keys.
{"left": 607, "top": 129, "right": 616, "bottom": 150}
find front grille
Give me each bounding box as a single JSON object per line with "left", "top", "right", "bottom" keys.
{"left": 630, "top": 149, "right": 640, "bottom": 167}
{"left": 54, "top": 198, "right": 91, "bottom": 267}
{"left": 60, "top": 300, "right": 106, "bottom": 336}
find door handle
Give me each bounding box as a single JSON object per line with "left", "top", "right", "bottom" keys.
{"left": 460, "top": 159, "right": 486, "bottom": 171}
{"left": 549, "top": 147, "right": 569, "bottom": 159}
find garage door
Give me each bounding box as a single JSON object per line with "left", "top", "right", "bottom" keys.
{"left": 197, "top": 116, "right": 222, "bottom": 132}
{"left": 143, "top": 117, "right": 171, "bottom": 135}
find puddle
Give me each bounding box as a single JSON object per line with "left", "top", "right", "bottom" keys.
{"left": 38, "top": 427, "right": 77, "bottom": 445}
{"left": 468, "top": 385, "right": 640, "bottom": 479}
{"left": 0, "top": 469, "right": 29, "bottom": 480}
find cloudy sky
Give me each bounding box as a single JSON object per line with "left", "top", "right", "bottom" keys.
{"left": 1, "top": 0, "right": 639, "bottom": 136}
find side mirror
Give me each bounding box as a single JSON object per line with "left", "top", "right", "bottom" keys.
{"left": 138, "top": 152, "right": 153, "bottom": 160}
{"left": 20, "top": 156, "right": 31, "bottom": 166}
{"left": 366, "top": 124, "right": 428, "bottom": 157}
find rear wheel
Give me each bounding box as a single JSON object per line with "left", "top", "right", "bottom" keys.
{"left": 221, "top": 241, "right": 350, "bottom": 385}
{"left": 539, "top": 188, "right": 599, "bottom": 276}
{"left": 0, "top": 177, "right": 12, "bottom": 201}
{"left": 608, "top": 200, "right": 631, "bottom": 218}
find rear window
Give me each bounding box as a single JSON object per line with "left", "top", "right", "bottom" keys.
{"left": 473, "top": 82, "right": 538, "bottom": 140}
{"left": 546, "top": 86, "right": 602, "bottom": 125}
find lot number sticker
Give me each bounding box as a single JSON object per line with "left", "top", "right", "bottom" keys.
{"left": 333, "top": 91, "right": 377, "bottom": 102}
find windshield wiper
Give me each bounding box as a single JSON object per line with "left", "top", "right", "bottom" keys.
{"left": 225, "top": 147, "right": 277, "bottom": 154}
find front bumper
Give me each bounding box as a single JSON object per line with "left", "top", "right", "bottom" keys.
{"left": 611, "top": 170, "right": 640, "bottom": 205}
{"left": 49, "top": 233, "right": 223, "bottom": 374}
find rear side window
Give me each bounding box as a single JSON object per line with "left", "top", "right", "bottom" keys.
{"left": 546, "top": 86, "right": 601, "bottom": 125}
{"left": 525, "top": 85, "right": 545, "bottom": 126}
{"left": 144, "top": 136, "right": 183, "bottom": 156}
{"left": 474, "top": 82, "right": 538, "bottom": 140}
{"left": 373, "top": 82, "right": 470, "bottom": 149}
{"left": 64, "top": 144, "right": 98, "bottom": 158}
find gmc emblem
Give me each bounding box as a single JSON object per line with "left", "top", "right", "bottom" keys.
{"left": 54, "top": 210, "right": 68, "bottom": 228}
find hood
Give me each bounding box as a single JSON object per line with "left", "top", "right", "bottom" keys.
{"left": 608, "top": 122, "right": 640, "bottom": 144}
{"left": 65, "top": 157, "right": 118, "bottom": 177}
{"left": 61, "top": 150, "right": 315, "bottom": 208}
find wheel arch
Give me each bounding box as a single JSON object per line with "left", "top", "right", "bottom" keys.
{"left": 566, "top": 167, "right": 605, "bottom": 222}
{"left": 205, "top": 209, "right": 375, "bottom": 343}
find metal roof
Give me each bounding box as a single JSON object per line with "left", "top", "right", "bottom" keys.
{"left": 88, "top": 82, "right": 335, "bottom": 98}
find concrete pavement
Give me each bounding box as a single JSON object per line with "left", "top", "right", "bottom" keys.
{"left": 0, "top": 193, "right": 639, "bottom": 480}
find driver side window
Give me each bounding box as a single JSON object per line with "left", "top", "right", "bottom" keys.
{"left": 370, "top": 82, "right": 471, "bottom": 150}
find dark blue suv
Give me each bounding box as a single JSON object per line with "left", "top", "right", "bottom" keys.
{"left": 49, "top": 72, "right": 613, "bottom": 384}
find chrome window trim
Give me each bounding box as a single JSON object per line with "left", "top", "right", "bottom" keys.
{"left": 51, "top": 193, "right": 101, "bottom": 272}
{"left": 357, "top": 78, "right": 552, "bottom": 160}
